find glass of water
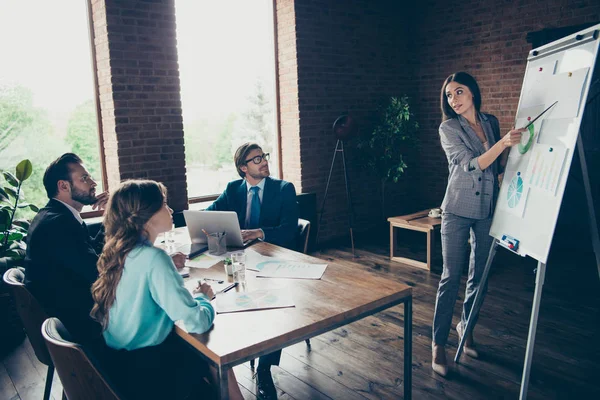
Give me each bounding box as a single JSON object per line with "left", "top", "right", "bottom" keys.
{"left": 231, "top": 252, "right": 246, "bottom": 285}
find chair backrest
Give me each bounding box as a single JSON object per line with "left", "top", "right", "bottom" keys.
{"left": 297, "top": 218, "right": 311, "bottom": 254}
{"left": 42, "top": 317, "right": 123, "bottom": 400}
{"left": 2, "top": 268, "right": 52, "bottom": 366}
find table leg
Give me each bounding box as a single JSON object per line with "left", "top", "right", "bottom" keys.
{"left": 390, "top": 224, "right": 397, "bottom": 259}
{"left": 426, "top": 230, "right": 432, "bottom": 271}
{"left": 217, "top": 365, "right": 230, "bottom": 400}
{"left": 404, "top": 297, "right": 412, "bottom": 399}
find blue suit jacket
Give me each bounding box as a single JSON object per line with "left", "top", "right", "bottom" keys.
{"left": 207, "top": 177, "right": 299, "bottom": 249}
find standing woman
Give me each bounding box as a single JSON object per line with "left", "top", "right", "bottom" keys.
{"left": 432, "top": 72, "right": 524, "bottom": 376}
{"left": 91, "top": 180, "right": 243, "bottom": 399}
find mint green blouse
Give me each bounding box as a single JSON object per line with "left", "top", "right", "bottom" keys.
{"left": 103, "top": 242, "right": 214, "bottom": 350}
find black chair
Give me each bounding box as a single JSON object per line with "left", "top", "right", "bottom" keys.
{"left": 3, "top": 268, "right": 55, "bottom": 400}
{"left": 42, "top": 317, "right": 124, "bottom": 400}
{"left": 297, "top": 218, "right": 311, "bottom": 254}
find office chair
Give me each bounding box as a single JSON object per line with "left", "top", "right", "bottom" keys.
{"left": 3, "top": 268, "right": 55, "bottom": 400}
{"left": 42, "top": 317, "right": 124, "bottom": 400}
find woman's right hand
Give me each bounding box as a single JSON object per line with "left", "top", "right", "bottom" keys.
{"left": 502, "top": 128, "right": 526, "bottom": 148}
{"left": 195, "top": 281, "right": 215, "bottom": 299}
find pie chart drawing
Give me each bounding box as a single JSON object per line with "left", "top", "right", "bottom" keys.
{"left": 508, "top": 172, "right": 524, "bottom": 208}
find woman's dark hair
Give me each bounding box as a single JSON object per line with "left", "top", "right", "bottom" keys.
{"left": 440, "top": 72, "right": 482, "bottom": 121}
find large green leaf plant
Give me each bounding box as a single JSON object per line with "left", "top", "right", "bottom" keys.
{"left": 357, "top": 96, "right": 419, "bottom": 217}
{"left": 0, "top": 160, "right": 39, "bottom": 271}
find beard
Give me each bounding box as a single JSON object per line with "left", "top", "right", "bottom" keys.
{"left": 247, "top": 167, "right": 270, "bottom": 181}
{"left": 71, "top": 185, "right": 96, "bottom": 205}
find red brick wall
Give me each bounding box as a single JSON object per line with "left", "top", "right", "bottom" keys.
{"left": 91, "top": 0, "right": 188, "bottom": 211}
{"left": 411, "top": 0, "right": 600, "bottom": 209}
{"left": 286, "top": 0, "right": 417, "bottom": 242}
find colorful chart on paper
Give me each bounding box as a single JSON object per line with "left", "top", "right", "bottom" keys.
{"left": 215, "top": 288, "right": 295, "bottom": 314}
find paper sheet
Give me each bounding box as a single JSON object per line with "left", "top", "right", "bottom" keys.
{"left": 215, "top": 288, "right": 295, "bottom": 314}
{"left": 256, "top": 261, "right": 327, "bottom": 279}
{"left": 524, "top": 144, "right": 567, "bottom": 196}
{"left": 544, "top": 68, "right": 589, "bottom": 119}
{"left": 498, "top": 169, "right": 529, "bottom": 218}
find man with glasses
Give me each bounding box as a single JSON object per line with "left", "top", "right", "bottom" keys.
{"left": 207, "top": 142, "right": 299, "bottom": 399}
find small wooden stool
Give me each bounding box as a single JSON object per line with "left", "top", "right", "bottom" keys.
{"left": 388, "top": 210, "right": 442, "bottom": 270}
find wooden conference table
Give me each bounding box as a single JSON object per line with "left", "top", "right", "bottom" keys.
{"left": 168, "top": 229, "right": 413, "bottom": 399}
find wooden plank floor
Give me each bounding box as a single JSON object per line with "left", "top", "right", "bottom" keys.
{"left": 2, "top": 236, "right": 599, "bottom": 399}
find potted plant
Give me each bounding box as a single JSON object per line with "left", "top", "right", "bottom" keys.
{"left": 357, "top": 96, "right": 419, "bottom": 218}
{"left": 0, "top": 159, "right": 39, "bottom": 357}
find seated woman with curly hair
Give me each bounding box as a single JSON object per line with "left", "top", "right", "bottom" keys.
{"left": 90, "top": 179, "right": 242, "bottom": 399}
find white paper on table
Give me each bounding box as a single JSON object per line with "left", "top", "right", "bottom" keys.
{"left": 186, "top": 253, "right": 225, "bottom": 269}
{"left": 256, "top": 261, "right": 327, "bottom": 279}
{"left": 216, "top": 288, "right": 295, "bottom": 314}
{"left": 244, "top": 248, "right": 281, "bottom": 271}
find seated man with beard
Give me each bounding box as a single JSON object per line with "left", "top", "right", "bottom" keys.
{"left": 24, "top": 153, "right": 109, "bottom": 347}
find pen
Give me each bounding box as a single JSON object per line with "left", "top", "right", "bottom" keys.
{"left": 202, "top": 278, "right": 224, "bottom": 284}
{"left": 222, "top": 282, "right": 238, "bottom": 293}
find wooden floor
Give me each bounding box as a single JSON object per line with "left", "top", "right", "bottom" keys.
{"left": 2, "top": 234, "right": 599, "bottom": 399}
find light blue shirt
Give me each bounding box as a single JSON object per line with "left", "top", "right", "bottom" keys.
{"left": 103, "top": 242, "right": 215, "bottom": 351}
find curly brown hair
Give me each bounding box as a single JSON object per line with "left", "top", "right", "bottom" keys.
{"left": 90, "top": 180, "right": 167, "bottom": 330}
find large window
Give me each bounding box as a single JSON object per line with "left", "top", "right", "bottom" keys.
{"left": 175, "top": 0, "right": 279, "bottom": 200}
{"left": 0, "top": 1, "right": 103, "bottom": 218}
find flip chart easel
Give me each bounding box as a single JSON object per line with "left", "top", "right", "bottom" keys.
{"left": 455, "top": 24, "right": 600, "bottom": 400}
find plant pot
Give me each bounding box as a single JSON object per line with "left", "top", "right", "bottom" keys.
{"left": 0, "top": 257, "right": 26, "bottom": 358}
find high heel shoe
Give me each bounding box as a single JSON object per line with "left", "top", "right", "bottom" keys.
{"left": 456, "top": 321, "right": 479, "bottom": 359}
{"left": 431, "top": 343, "right": 448, "bottom": 377}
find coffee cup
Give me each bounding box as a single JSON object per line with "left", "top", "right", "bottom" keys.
{"left": 428, "top": 208, "right": 442, "bottom": 218}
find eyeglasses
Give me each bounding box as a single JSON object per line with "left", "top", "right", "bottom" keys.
{"left": 244, "top": 153, "right": 270, "bottom": 165}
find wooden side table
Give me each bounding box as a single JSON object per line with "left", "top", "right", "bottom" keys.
{"left": 388, "top": 210, "right": 442, "bottom": 270}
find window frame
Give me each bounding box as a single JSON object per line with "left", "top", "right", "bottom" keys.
{"left": 81, "top": 0, "right": 108, "bottom": 219}
{"left": 183, "top": 0, "right": 283, "bottom": 204}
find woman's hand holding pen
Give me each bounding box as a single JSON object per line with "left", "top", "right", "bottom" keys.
{"left": 502, "top": 128, "right": 527, "bottom": 148}
{"left": 194, "top": 281, "right": 215, "bottom": 299}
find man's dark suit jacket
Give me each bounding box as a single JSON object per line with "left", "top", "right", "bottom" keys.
{"left": 24, "top": 199, "right": 103, "bottom": 344}
{"left": 207, "top": 176, "right": 299, "bottom": 250}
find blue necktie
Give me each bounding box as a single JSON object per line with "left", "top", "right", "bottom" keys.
{"left": 248, "top": 186, "right": 261, "bottom": 229}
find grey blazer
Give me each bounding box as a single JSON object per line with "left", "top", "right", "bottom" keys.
{"left": 439, "top": 112, "right": 501, "bottom": 220}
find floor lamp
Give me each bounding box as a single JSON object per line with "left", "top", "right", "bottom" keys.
{"left": 316, "top": 115, "right": 359, "bottom": 257}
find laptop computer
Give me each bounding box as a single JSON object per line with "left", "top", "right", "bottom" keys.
{"left": 183, "top": 210, "right": 253, "bottom": 251}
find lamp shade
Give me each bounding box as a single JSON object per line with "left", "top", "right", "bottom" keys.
{"left": 332, "top": 115, "right": 357, "bottom": 140}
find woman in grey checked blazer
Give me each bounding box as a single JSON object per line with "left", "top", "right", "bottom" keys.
{"left": 431, "top": 72, "right": 525, "bottom": 377}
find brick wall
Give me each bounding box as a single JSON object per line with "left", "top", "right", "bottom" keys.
{"left": 286, "top": 0, "right": 417, "bottom": 242}
{"left": 91, "top": 0, "right": 188, "bottom": 211}
{"left": 411, "top": 0, "right": 600, "bottom": 209}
